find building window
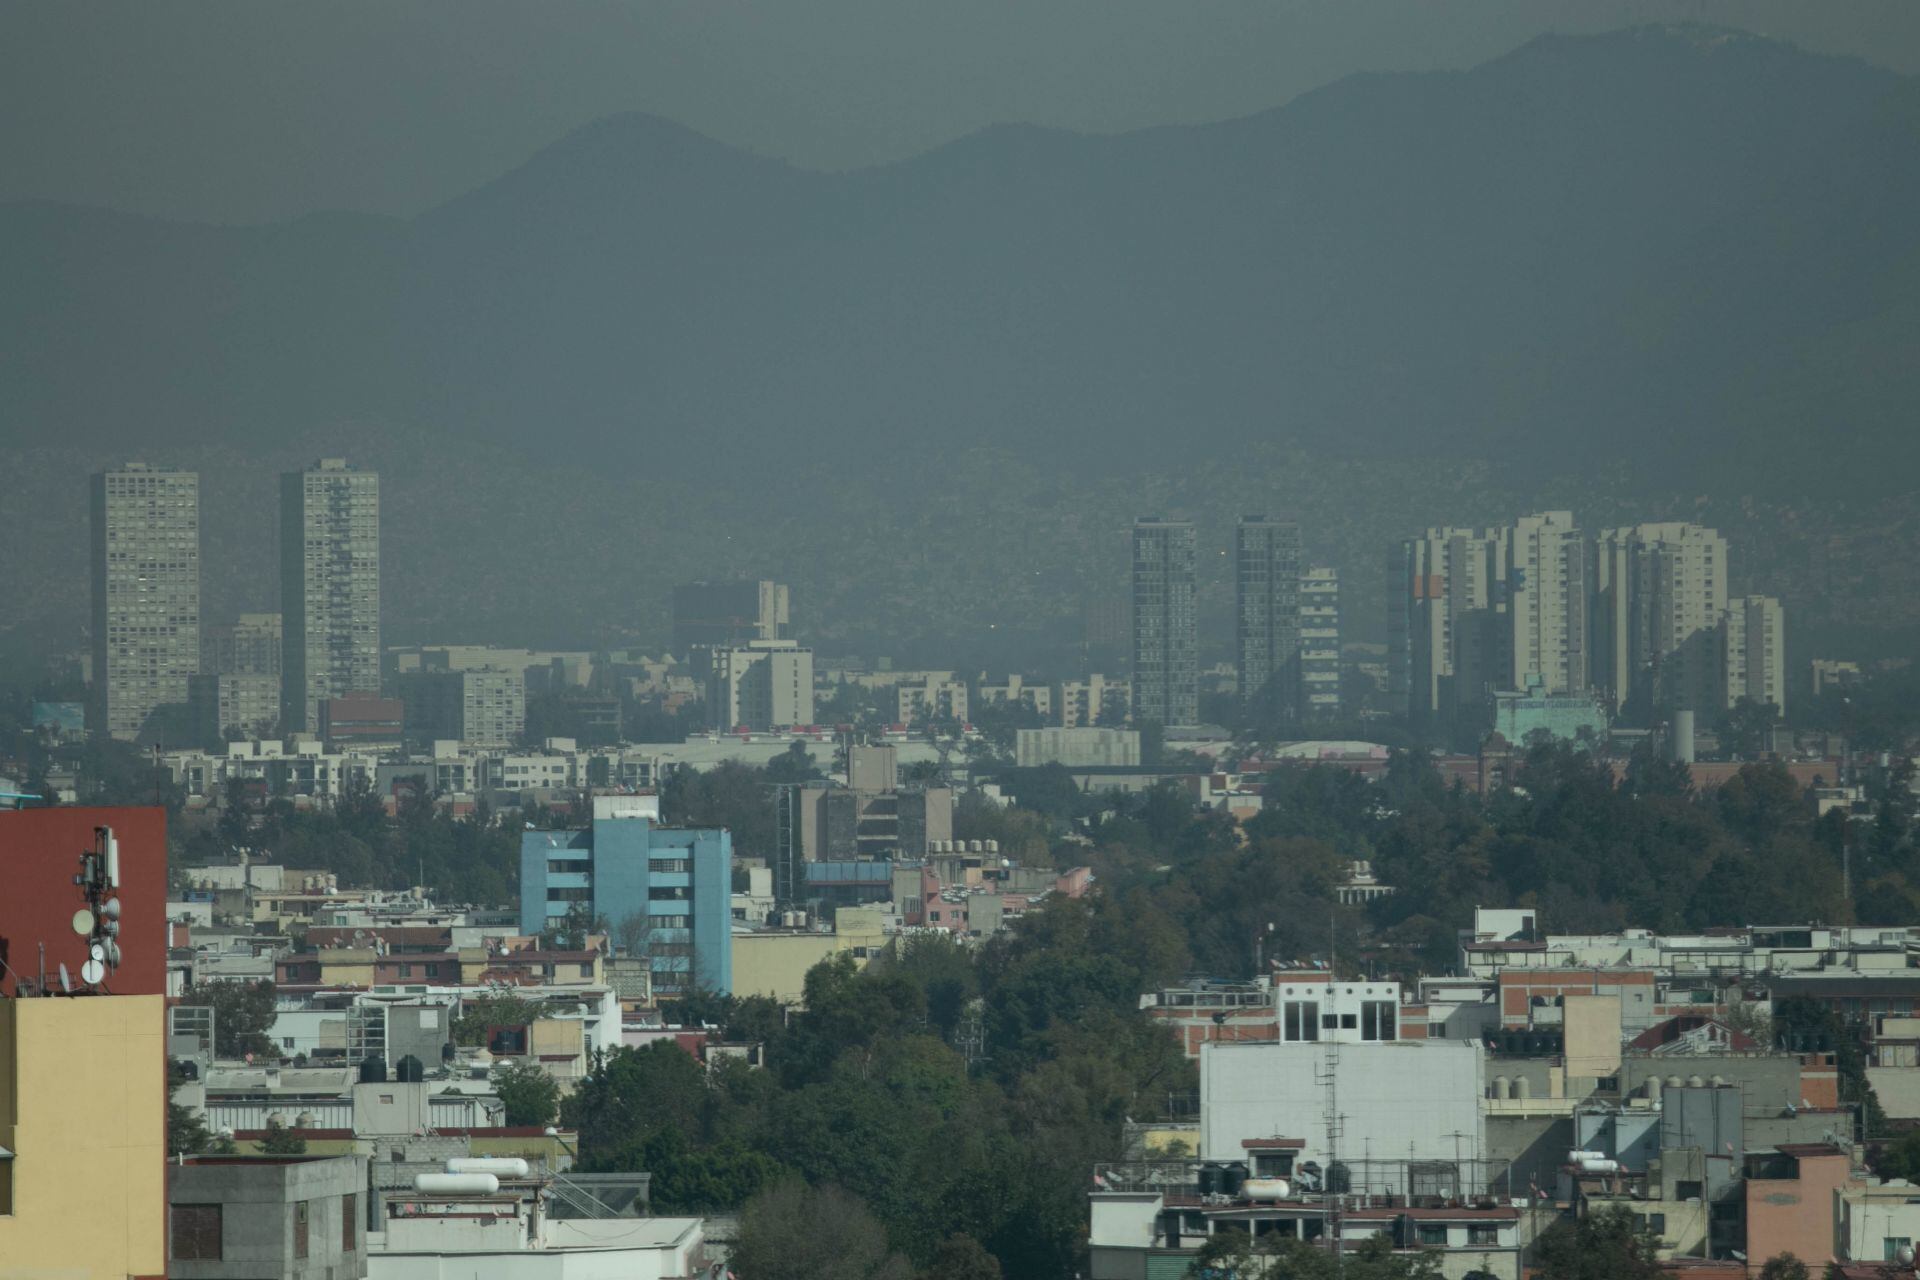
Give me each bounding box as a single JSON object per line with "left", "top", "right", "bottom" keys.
{"left": 1283, "top": 1001, "right": 1320, "bottom": 1042}
{"left": 1675, "top": 1181, "right": 1703, "bottom": 1202}
{"left": 343, "top": 1192, "right": 358, "bottom": 1249}
{"left": 1468, "top": 1224, "right": 1499, "bottom": 1246}
{"left": 1416, "top": 1224, "right": 1447, "bottom": 1247}
{"left": 1360, "top": 1001, "right": 1397, "bottom": 1041}
{"left": 172, "top": 1204, "right": 223, "bottom": 1260}
{"left": 1642, "top": 1213, "right": 1666, "bottom": 1235}
{"left": 294, "top": 1201, "right": 310, "bottom": 1258}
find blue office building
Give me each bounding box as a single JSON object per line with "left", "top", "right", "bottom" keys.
{"left": 519, "top": 803, "right": 733, "bottom": 996}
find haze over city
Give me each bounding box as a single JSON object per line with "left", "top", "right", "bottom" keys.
{"left": 3, "top": 5, "right": 1920, "bottom": 1280}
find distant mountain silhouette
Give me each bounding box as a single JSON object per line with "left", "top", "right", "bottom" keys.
{"left": 5, "top": 25, "right": 1919, "bottom": 658}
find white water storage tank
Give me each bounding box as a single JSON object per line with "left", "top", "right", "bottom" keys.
{"left": 446, "top": 1157, "right": 529, "bottom": 1177}
{"left": 415, "top": 1173, "right": 500, "bottom": 1195}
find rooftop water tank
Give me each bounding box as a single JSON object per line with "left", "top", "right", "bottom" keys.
{"left": 415, "top": 1173, "right": 500, "bottom": 1196}
{"left": 446, "top": 1157, "right": 529, "bottom": 1178}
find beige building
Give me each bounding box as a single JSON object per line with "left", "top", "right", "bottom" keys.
{"left": 731, "top": 907, "right": 889, "bottom": 1004}
{"left": 1504, "top": 511, "right": 1588, "bottom": 698}
{"left": 1389, "top": 525, "right": 1505, "bottom": 724}
{"left": 396, "top": 666, "right": 527, "bottom": 746}
{"left": 0, "top": 994, "right": 168, "bottom": 1279}
{"left": 201, "top": 612, "right": 283, "bottom": 676}
{"left": 1016, "top": 727, "right": 1141, "bottom": 768}
{"left": 897, "top": 676, "right": 969, "bottom": 726}
{"left": 1054, "top": 675, "right": 1129, "bottom": 728}
{"left": 1720, "top": 595, "right": 1786, "bottom": 715}
{"left": 191, "top": 671, "right": 281, "bottom": 745}
{"left": 976, "top": 675, "right": 1052, "bottom": 720}
{"left": 707, "top": 639, "right": 815, "bottom": 731}
{"left": 1592, "top": 522, "right": 1729, "bottom": 716}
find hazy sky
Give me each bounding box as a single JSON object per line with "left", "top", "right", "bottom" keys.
{"left": 5, "top": 0, "right": 1919, "bottom": 225}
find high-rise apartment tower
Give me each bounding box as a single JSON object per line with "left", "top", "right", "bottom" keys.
{"left": 1235, "top": 516, "right": 1302, "bottom": 717}
{"left": 1131, "top": 517, "right": 1198, "bottom": 727}
{"left": 89, "top": 463, "right": 201, "bottom": 740}
{"left": 280, "top": 458, "right": 380, "bottom": 732}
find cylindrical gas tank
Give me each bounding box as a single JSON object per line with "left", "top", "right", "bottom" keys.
{"left": 1575, "top": 1158, "right": 1621, "bottom": 1175}
{"left": 445, "top": 1157, "right": 529, "bottom": 1177}
{"left": 414, "top": 1173, "right": 500, "bottom": 1195}
{"left": 1243, "top": 1178, "right": 1292, "bottom": 1201}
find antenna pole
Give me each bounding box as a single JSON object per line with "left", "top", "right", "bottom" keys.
{"left": 1325, "top": 909, "right": 1343, "bottom": 1277}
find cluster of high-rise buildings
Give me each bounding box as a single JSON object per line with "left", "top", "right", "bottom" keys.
{"left": 1130, "top": 515, "right": 1343, "bottom": 728}
{"left": 89, "top": 458, "right": 382, "bottom": 744}
{"left": 1388, "top": 515, "right": 1785, "bottom": 736}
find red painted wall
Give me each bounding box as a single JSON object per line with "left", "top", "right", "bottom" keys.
{"left": 0, "top": 806, "right": 169, "bottom": 997}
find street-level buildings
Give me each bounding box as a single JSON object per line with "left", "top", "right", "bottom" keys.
{"left": 281, "top": 459, "right": 380, "bottom": 733}
{"left": 90, "top": 463, "right": 202, "bottom": 740}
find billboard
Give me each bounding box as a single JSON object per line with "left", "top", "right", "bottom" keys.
{"left": 31, "top": 702, "right": 85, "bottom": 733}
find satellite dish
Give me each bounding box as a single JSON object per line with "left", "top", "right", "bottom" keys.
{"left": 89, "top": 943, "right": 106, "bottom": 962}
{"left": 58, "top": 964, "right": 72, "bottom": 993}
{"left": 101, "top": 897, "right": 122, "bottom": 920}
{"left": 71, "top": 908, "right": 95, "bottom": 936}
{"left": 81, "top": 957, "right": 105, "bottom": 984}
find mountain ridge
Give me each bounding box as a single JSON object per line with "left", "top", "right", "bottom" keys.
{"left": 4, "top": 24, "right": 1919, "bottom": 663}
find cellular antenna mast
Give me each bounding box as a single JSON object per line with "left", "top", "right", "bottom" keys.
{"left": 1320, "top": 909, "right": 1343, "bottom": 1276}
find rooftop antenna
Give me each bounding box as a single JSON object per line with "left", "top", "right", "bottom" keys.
{"left": 1320, "top": 908, "right": 1344, "bottom": 1276}
{"left": 72, "top": 826, "right": 124, "bottom": 990}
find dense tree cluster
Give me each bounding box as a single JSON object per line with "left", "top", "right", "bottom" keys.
{"left": 174, "top": 777, "right": 523, "bottom": 907}
{"left": 982, "top": 744, "right": 1878, "bottom": 980}
{"left": 562, "top": 907, "right": 1193, "bottom": 1280}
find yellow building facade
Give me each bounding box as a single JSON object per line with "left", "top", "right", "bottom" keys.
{"left": 730, "top": 907, "right": 889, "bottom": 1005}
{"left": 0, "top": 994, "right": 167, "bottom": 1279}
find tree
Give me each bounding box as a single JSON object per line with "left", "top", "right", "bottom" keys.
{"left": 731, "top": 1181, "right": 912, "bottom": 1280}
{"left": 1188, "top": 1230, "right": 1440, "bottom": 1279}
{"left": 615, "top": 912, "right": 654, "bottom": 959}
{"left": 166, "top": 1066, "right": 232, "bottom": 1156}
{"left": 1757, "top": 1255, "right": 1810, "bottom": 1280}
{"left": 1721, "top": 696, "right": 1782, "bottom": 759}
{"left": 564, "top": 1041, "right": 715, "bottom": 1169}
{"left": 921, "top": 1235, "right": 1003, "bottom": 1280}
{"left": 1529, "top": 1207, "right": 1662, "bottom": 1280}
{"left": 261, "top": 1116, "right": 308, "bottom": 1155}
{"left": 453, "top": 991, "right": 551, "bottom": 1047}
{"left": 494, "top": 1060, "right": 561, "bottom": 1127}
{"left": 183, "top": 979, "right": 281, "bottom": 1060}
{"left": 766, "top": 741, "right": 823, "bottom": 785}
